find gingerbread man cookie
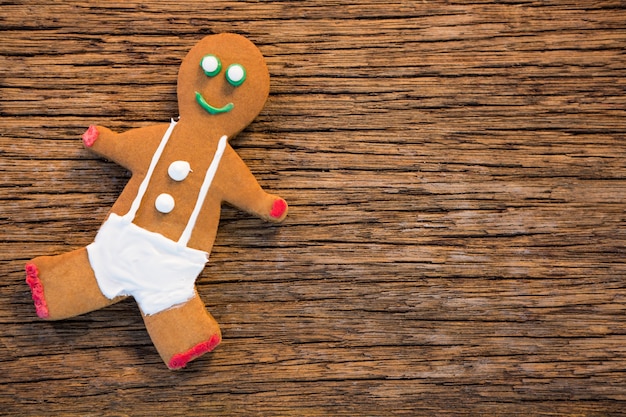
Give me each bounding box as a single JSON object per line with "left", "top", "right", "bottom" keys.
{"left": 25, "top": 33, "right": 288, "bottom": 369}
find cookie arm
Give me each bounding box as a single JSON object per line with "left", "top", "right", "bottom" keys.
{"left": 81, "top": 124, "right": 167, "bottom": 171}
{"left": 219, "top": 146, "right": 288, "bottom": 222}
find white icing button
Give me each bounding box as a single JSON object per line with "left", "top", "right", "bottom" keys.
{"left": 168, "top": 160, "right": 191, "bottom": 181}
{"left": 155, "top": 193, "right": 175, "bottom": 214}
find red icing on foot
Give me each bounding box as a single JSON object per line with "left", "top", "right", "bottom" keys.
{"left": 82, "top": 125, "right": 99, "bottom": 147}
{"left": 168, "top": 333, "right": 221, "bottom": 370}
{"left": 270, "top": 198, "right": 287, "bottom": 219}
{"left": 25, "top": 263, "right": 49, "bottom": 319}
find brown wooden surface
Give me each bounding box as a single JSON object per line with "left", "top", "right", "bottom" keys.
{"left": 1, "top": 1, "right": 626, "bottom": 415}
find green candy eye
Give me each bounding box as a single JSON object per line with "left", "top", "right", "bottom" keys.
{"left": 200, "top": 54, "right": 221, "bottom": 77}
{"left": 225, "top": 63, "right": 246, "bottom": 86}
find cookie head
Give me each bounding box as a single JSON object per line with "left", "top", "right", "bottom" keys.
{"left": 178, "top": 33, "right": 270, "bottom": 134}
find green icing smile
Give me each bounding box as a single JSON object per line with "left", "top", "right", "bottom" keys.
{"left": 195, "top": 91, "right": 234, "bottom": 115}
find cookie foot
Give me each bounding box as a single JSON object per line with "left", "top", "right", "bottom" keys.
{"left": 25, "top": 263, "right": 50, "bottom": 319}
{"left": 168, "top": 333, "right": 221, "bottom": 370}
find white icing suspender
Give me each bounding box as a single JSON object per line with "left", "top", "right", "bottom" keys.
{"left": 123, "top": 120, "right": 178, "bottom": 223}
{"left": 179, "top": 132, "right": 227, "bottom": 246}
{"left": 124, "top": 119, "right": 228, "bottom": 247}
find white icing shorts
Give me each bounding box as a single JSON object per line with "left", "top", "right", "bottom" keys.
{"left": 87, "top": 213, "right": 209, "bottom": 315}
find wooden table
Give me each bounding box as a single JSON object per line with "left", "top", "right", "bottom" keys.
{"left": 1, "top": 1, "right": 625, "bottom": 415}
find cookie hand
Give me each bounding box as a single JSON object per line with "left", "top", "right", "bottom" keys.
{"left": 269, "top": 198, "right": 288, "bottom": 222}
{"left": 82, "top": 125, "right": 99, "bottom": 147}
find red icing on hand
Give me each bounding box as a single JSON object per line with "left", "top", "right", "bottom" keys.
{"left": 270, "top": 198, "right": 287, "bottom": 219}
{"left": 25, "top": 263, "right": 49, "bottom": 319}
{"left": 82, "top": 125, "right": 99, "bottom": 147}
{"left": 168, "top": 333, "right": 221, "bottom": 370}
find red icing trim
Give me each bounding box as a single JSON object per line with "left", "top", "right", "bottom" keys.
{"left": 168, "top": 333, "right": 221, "bottom": 370}
{"left": 270, "top": 198, "right": 287, "bottom": 219}
{"left": 25, "top": 263, "right": 49, "bottom": 319}
{"left": 82, "top": 125, "right": 99, "bottom": 147}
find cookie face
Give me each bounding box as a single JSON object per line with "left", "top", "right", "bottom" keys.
{"left": 177, "top": 33, "right": 271, "bottom": 137}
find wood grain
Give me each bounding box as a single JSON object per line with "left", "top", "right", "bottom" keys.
{"left": 1, "top": 1, "right": 625, "bottom": 415}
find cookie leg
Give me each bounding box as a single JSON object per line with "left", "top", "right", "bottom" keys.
{"left": 25, "top": 248, "right": 121, "bottom": 320}
{"left": 142, "top": 293, "right": 222, "bottom": 370}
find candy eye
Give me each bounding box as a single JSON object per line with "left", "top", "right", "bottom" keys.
{"left": 200, "top": 54, "right": 221, "bottom": 77}
{"left": 225, "top": 63, "right": 246, "bottom": 86}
